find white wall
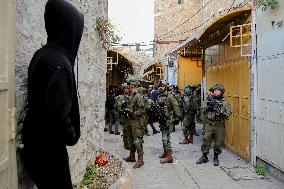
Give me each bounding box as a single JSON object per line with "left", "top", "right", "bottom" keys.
{"left": 252, "top": 1, "right": 284, "bottom": 172}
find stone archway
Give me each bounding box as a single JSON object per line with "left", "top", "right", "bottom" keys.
{"left": 106, "top": 50, "right": 133, "bottom": 93}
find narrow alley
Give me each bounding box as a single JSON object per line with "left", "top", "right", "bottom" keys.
{"left": 2, "top": 0, "right": 284, "bottom": 188}
{"left": 104, "top": 124, "right": 284, "bottom": 189}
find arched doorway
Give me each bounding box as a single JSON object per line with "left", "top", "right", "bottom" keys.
{"left": 106, "top": 50, "right": 133, "bottom": 92}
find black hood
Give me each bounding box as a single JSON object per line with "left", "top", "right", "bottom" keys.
{"left": 45, "top": 0, "right": 84, "bottom": 64}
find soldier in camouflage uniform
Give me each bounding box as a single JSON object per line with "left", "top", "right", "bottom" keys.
{"left": 114, "top": 83, "right": 130, "bottom": 150}
{"left": 179, "top": 87, "right": 197, "bottom": 144}
{"left": 157, "top": 83, "right": 181, "bottom": 164}
{"left": 123, "top": 80, "right": 147, "bottom": 168}
{"left": 169, "top": 85, "right": 181, "bottom": 132}
{"left": 196, "top": 84, "right": 231, "bottom": 166}
{"left": 193, "top": 84, "right": 202, "bottom": 124}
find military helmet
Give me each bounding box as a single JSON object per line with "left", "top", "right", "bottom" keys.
{"left": 121, "top": 83, "right": 128, "bottom": 89}
{"left": 128, "top": 79, "right": 139, "bottom": 86}
{"left": 184, "top": 87, "right": 192, "bottom": 96}
{"left": 159, "top": 80, "right": 167, "bottom": 87}
{"left": 138, "top": 87, "right": 145, "bottom": 93}
{"left": 213, "top": 84, "right": 225, "bottom": 94}
{"left": 184, "top": 84, "right": 190, "bottom": 89}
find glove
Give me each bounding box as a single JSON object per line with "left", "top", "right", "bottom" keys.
{"left": 173, "top": 119, "right": 180, "bottom": 125}
{"left": 206, "top": 104, "right": 214, "bottom": 112}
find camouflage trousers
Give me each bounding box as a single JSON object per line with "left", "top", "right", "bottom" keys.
{"left": 108, "top": 109, "right": 119, "bottom": 133}
{"left": 120, "top": 115, "right": 128, "bottom": 142}
{"left": 159, "top": 122, "right": 172, "bottom": 151}
{"left": 182, "top": 113, "right": 196, "bottom": 137}
{"left": 126, "top": 118, "right": 145, "bottom": 154}
{"left": 201, "top": 121, "right": 224, "bottom": 154}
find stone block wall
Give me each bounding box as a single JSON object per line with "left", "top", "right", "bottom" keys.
{"left": 15, "top": 0, "right": 107, "bottom": 188}
{"left": 154, "top": 0, "right": 252, "bottom": 62}
{"left": 154, "top": 0, "right": 201, "bottom": 62}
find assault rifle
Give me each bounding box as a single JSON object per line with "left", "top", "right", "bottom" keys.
{"left": 207, "top": 94, "right": 224, "bottom": 117}
{"left": 121, "top": 101, "right": 132, "bottom": 119}
{"left": 152, "top": 103, "right": 169, "bottom": 128}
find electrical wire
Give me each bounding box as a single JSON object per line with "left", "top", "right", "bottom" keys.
{"left": 158, "top": 0, "right": 249, "bottom": 41}
{"left": 157, "top": 0, "right": 215, "bottom": 40}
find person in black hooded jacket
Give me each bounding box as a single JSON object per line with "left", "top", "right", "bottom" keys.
{"left": 22, "top": 0, "right": 84, "bottom": 188}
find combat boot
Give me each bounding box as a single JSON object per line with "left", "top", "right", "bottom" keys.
{"left": 145, "top": 129, "right": 151, "bottom": 136}
{"left": 123, "top": 151, "right": 136, "bottom": 162}
{"left": 160, "top": 150, "right": 173, "bottom": 164}
{"left": 213, "top": 153, "right": 219, "bottom": 166}
{"left": 196, "top": 153, "right": 209, "bottom": 164}
{"left": 188, "top": 134, "right": 193, "bottom": 144}
{"left": 153, "top": 128, "right": 160, "bottom": 134}
{"left": 123, "top": 140, "right": 130, "bottom": 150}
{"left": 133, "top": 153, "right": 144, "bottom": 169}
{"left": 159, "top": 148, "right": 167, "bottom": 159}
{"left": 179, "top": 136, "right": 190, "bottom": 144}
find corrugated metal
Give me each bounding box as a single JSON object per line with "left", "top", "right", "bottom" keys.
{"left": 254, "top": 1, "right": 284, "bottom": 172}
{"left": 0, "top": 0, "right": 17, "bottom": 188}
{"left": 206, "top": 40, "right": 250, "bottom": 159}
{"left": 177, "top": 56, "right": 202, "bottom": 89}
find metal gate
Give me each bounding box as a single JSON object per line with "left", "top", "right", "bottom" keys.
{"left": 0, "top": 0, "right": 17, "bottom": 188}
{"left": 254, "top": 1, "right": 284, "bottom": 171}
{"left": 206, "top": 41, "right": 250, "bottom": 160}
{"left": 177, "top": 56, "right": 202, "bottom": 89}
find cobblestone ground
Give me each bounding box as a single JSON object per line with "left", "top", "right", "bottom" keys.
{"left": 103, "top": 123, "right": 284, "bottom": 189}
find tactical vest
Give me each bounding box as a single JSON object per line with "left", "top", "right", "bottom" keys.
{"left": 183, "top": 95, "right": 195, "bottom": 113}
{"left": 207, "top": 98, "right": 225, "bottom": 121}
{"left": 143, "top": 96, "right": 153, "bottom": 112}
{"left": 157, "top": 93, "right": 170, "bottom": 118}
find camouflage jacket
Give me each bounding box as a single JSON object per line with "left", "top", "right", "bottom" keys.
{"left": 157, "top": 92, "right": 181, "bottom": 122}
{"left": 202, "top": 95, "right": 231, "bottom": 125}
{"left": 128, "top": 91, "right": 146, "bottom": 119}
{"left": 114, "top": 94, "right": 129, "bottom": 113}
{"left": 183, "top": 94, "right": 197, "bottom": 116}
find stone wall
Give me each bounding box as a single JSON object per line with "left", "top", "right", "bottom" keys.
{"left": 154, "top": 0, "right": 201, "bottom": 62}
{"left": 112, "top": 48, "right": 153, "bottom": 77}
{"left": 154, "top": 0, "right": 252, "bottom": 62}
{"left": 15, "top": 0, "right": 107, "bottom": 188}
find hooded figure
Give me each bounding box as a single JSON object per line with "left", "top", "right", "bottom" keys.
{"left": 22, "top": 0, "right": 84, "bottom": 188}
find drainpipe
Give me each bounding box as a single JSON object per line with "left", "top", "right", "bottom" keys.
{"left": 165, "top": 55, "right": 168, "bottom": 83}
{"left": 201, "top": 43, "right": 206, "bottom": 102}
{"left": 250, "top": 0, "right": 257, "bottom": 166}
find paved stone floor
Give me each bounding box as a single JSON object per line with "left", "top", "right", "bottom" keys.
{"left": 104, "top": 123, "right": 284, "bottom": 189}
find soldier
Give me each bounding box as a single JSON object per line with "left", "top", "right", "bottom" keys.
{"left": 179, "top": 87, "right": 197, "bottom": 144}
{"left": 114, "top": 83, "right": 130, "bottom": 149}
{"left": 169, "top": 85, "right": 181, "bottom": 132}
{"left": 142, "top": 88, "right": 160, "bottom": 135}
{"left": 194, "top": 84, "right": 202, "bottom": 124}
{"left": 196, "top": 84, "right": 231, "bottom": 166}
{"left": 106, "top": 87, "right": 119, "bottom": 135}
{"left": 157, "top": 83, "right": 181, "bottom": 164}
{"left": 201, "top": 86, "right": 214, "bottom": 135}
{"left": 123, "top": 80, "right": 147, "bottom": 168}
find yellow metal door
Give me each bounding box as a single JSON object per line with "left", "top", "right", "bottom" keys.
{"left": 0, "top": 0, "right": 17, "bottom": 188}
{"left": 206, "top": 57, "right": 250, "bottom": 159}
{"left": 177, "top": 56, "right": 202, "bottom": 89}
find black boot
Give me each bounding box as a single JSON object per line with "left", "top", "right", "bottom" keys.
{"left": 213, "top": 153, "right": 219, "bottom": 166}
{"left": 145, "top": 129, "right": 151, "bottom": 136}
{"left": 171, "top": 125, "right": 175, "bottom": 132}
{"left": 153, "top": 128, "right": 160, "bottom": 134}
{"left": 196, "top": 153, "right": 209, "bottom": 164}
